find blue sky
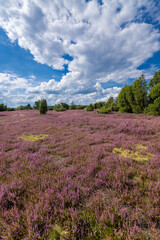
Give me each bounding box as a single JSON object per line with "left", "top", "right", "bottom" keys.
{"left": 0, "top": 0, "right": 160, "bottom": 107}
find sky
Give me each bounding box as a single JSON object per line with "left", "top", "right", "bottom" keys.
{"left": 0, "top": 0, "right": 160, "bottom": 107}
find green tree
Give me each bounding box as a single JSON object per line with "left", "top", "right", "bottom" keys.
{"left": 149, "top": 82, "right": 160, "bottom": 102}
{"left": 148, "top": 69, "right": 160, "bottom": 88}
{"left": 130, "top": 74, "right": 148, "bottom": 113}
{"left": 86, "top": 103, "right": 94, "bottom": 111}
{"left": 69, "top": 101, "right": 76, "bottom": 110}
{"left": 118, "top": 85, "right": 132, "bottom": 113}
{"left": 39, "top": 99, "right": 48, "bottom": 115}
{"left": 105, "top": 97, "right": 114, "bottom": 108}
{"left": 33, "top": 100, "right": 41, "bottom": 110}
{"left": 60, "top": 102, "right": 69, "bottom": 110}
{"left": 0, "top": 104, "right": 7, "bottom": 111}
{"left": 144, "top": 97, "right": 160, "bottom": 115}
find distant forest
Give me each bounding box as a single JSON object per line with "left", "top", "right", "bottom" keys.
{"left": 1, "top": 69, "right": 160, "bottom": 116}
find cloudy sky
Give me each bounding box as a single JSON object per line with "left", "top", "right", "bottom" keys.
{"left": 0, "top": 0, "right": 160, "bottom": 107}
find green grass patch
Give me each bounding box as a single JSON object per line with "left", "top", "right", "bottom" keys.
{"left": 18, "top": 134, "right": 48, "bottom": 142}
{"left": 112, "top": 147, "right": 153, "bottom": 162}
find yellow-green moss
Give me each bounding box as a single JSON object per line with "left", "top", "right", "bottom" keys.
{"left": 136, "top": 144, "right": 148, "bottom": 150}
{"left": 133, "top": 176, "right": 141, "bottom": 184}
{"left": 18, "top": 134, "right": 48, "bottom": 142}
{"left": 112, "top": 147, "right": 151, "bottom": 162}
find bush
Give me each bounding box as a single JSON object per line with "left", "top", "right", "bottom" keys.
{"left": 69, "top": 101, "right": 76, "bottom": 110}
{"left": 54, "top": 103, "right": 67, "bottom": 112}
{"left": 7, "top": 107, "right": 15, "bottom": 111}
{"left": 75, "top": 105, "right": 86, "bottom": 109}
{"left": 144, "top": 96, "right": 160, "bottom": 115}
{"left": 39, "top": 99, "right": 48, "bottom": 115}
{"left": 93, "top": 102, "right": 105, "bottom": 109}
{"left": 118, "top": 106, "right": 132, "bottom": 113}
{"left": 149, "top": 83, "right": 160, "bottom": 102}
{"left": 144, "top": 104, "right": 158, "bottom": 115}
{"left": 97, "top": 106, "right": 112, "bottom": 114}
{"left": 86, "top": 104, "right": 94, "bottom": 111}
{"left": 60, "top": 102, "right": 69, "bottom": 110}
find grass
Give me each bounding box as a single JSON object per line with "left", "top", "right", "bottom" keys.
{"left": 18, "top": 134, "right": 48, "bottom": 142}
{"left": 112, "top": 146, "right": 153, "bottom": 162}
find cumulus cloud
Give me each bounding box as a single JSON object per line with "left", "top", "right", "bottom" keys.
{"left": 0, "top": 0, "right": 160, "bottom": 105}
{"left": 0, "top": 73, "right": 35, "bottom": 106}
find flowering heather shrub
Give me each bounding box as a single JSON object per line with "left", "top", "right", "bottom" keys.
{"left": 0, "top": 110, "right": 160, "bottom": 239}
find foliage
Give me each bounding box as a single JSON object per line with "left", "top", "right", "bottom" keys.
{"left": 148, "top": 69, "right": 160, "bottom": 88}
{"left": 0, "top": 103, "right": 7, "bottom": 111}
{"left": 145, "top": 97, "right": 160, "bottom": 115}
{"left": 7, "top": 107, "right": 15, "bottom": 111}
{"left": 69, "top": 101, "right": 76, "bottom": 110}
{"left": 118, "top": 75, "right": 148, "bottom": 114}
{"left": 118, "top": 85, "right": 132, "bottom": 113}
{"left": 129, "top": 74, "right": 148, "bottom": 113}
{"left": 39, "top": 99, "right": 48, "bottom": 114}
{"left": 60, "top": 102, "right": 69, "bottom": 110}
{"left": 48, "top": 106, "right": 54, "bottom": 110}
{"left": 17, "top": 104, "right": 32, "bottom": 110}
{"left": 54, "top": 103, "right": 68, "bottom": 111}
{"left": 97, "top": 106, "right": 112, "bottom": 114}
{"left": 86, "top": 103, "right": 94, "bottom": 111}
{"left": 149, "top": 82, "right": 160, "bottom": 102}
{"left": 93, "top": 102, "right": 105, "bottom": 109}
{"left": 105, "top": 97, "right": 114, "bottom": 108}
{"left": 33, "top": 100, "right": 41, "bottom": 110}
{"left": 75, "top": 105, "right": 86, "bottom": 109}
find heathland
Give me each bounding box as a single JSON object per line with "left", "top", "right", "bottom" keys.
{"left": 0, "top": 110, "right": 160, "bottom": 239}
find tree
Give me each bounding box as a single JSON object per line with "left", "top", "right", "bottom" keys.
{"left": 86, "top": 104, "right": 94, "bottom": 111}
{"left": 0, "top": 104, "right": 7, "bottom": 111}
{"left": 149, "top": 82, "right": 160, "bottom": 102}
{"left": 97, "top": 106, "right": 112, "bottom": 114}
{"left": 33, "top": 100, "right": 41, "bottom": 110}
{"left": 144, "top": 97, "right": 160, "bottom": 115}
{"left": 93, "top": 102, "right": 105, "bottom": 109}
{"left": 69, "top": 101, "right": 76, "bottom": 110}
{"left": 105, "top": 97, "right": 114, "bottom": 108}
{"left": 148, "top": 70, "right": 160, "bottom": 88}
{"left": 39, "top": 99, "right": 48, "bottom": 115}
{"left": 118, "top": 85, "right": 132, "bottom": 113}
{"left": 60, "top": 102, "right": 69, "bottom": 110}
{"left": 130, "top": 74, "right": 148, "bottom": 113}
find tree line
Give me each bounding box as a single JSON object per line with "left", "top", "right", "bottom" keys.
{"left": 0, "top": 69, "right": 160, "bottom": 115}
{"left": 87, "top": 69, "right": 160, "bottom": 115}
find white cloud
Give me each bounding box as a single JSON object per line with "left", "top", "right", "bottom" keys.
{"left": 0, "top": 0, "right": 160, "bottom": 106}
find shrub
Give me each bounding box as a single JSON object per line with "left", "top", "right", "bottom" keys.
{"left": 149, "top": 83, "right": 160, "bottom": 102}
{"left": 93, "top": 102, "right": 105, "bottom": 109}
{"left": 7, "top": 107, "right": 15, "bottom": 111}
{"left": 86, "top": 104, "right": 94, "bottom": 111}
{"left": 39, "top": 99, "right": 48, "bottom": 115}
{"left": 76, "top": 105, "right": 86, "bottom": 109}
{"left": 144, "top": 97, "right": 160, "bottom": 115}
{"left": 144, "top": 104, "right": 158, "bottom": 115}
{"left": 60, "top": 102, "right": 69, "bottom": 110}
{"left": 54, "top": 103, "right": 67, "bottom": 112}
{"left": 69, "top": 101, "right": 76, "bottom": 110}
{"left": 97, "top": 106, "right": 112, "bottom": 114}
